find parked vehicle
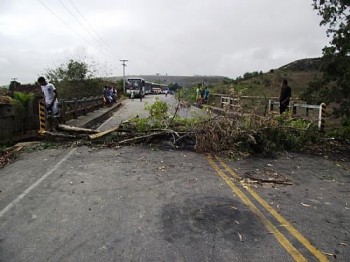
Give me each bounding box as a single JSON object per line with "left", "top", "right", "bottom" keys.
{"left": 126, "top": 78, "right": 145, "bottom": 98}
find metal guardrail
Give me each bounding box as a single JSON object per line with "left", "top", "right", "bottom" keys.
{"left": 58, "top": 96, "right": 104, "bottom": 123}
{"left": 220, "top": 96, "right": 240, "bottom": 110}
{"left": 217, "top": 94, "right": 327, "bottom": 131}
{"left": 268, "top": 99, "right": 326, "bottom": 131}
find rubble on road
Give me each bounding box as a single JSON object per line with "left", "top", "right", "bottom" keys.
{"left": 0, "top": 145, "right": 23, "bottom": 168}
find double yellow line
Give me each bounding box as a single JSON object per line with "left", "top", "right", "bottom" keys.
{"left": 206, "top": 154, "right": 328, "bottom": 262}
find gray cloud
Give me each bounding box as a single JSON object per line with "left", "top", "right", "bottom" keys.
{"left": 0, "top": 0, "right": 328, "bottom": 85}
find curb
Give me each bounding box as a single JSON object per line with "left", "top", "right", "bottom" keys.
{"left": 81, "top": 102, "right": 123, "bottom": 129}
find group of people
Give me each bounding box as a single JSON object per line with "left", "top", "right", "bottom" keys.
{"left": 196, "top": 84, "right": 210, "bottom": 107}
{"left": 103, "top": 86, "right": 118, "bottom": 105}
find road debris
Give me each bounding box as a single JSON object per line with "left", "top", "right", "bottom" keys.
{"left": 237, "top": 232, "right": 243, "bottom": 242}
{"left": 243, "top": 169, "right": 293, "bottom": 186}
{"left": 321, "top": 251, "right": 336, "bottom": 259}
{"left": 301, "top": 202, "right": 311, "bottom": 207}
{"left": 0, "top": 145, "right": 23, "bottom": 168}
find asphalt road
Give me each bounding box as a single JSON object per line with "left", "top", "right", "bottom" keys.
{"left": 98, "top": 94, "right": 203, "bottom": 131}
{"left": 0, "top": 95, "right": 349, "bottom": 261}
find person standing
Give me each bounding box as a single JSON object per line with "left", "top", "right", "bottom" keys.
{"left": 130, "top": 89, "right": 135, "bottom": 101}
{"left": 38, "top": 76, "right": 59, "bottom": 131}
{"left": 107, "top": 86, "right": 114, "bottom": 103}
{"left": 103, "top": 86, "right": 112, "bottom": 105}
{"left": 204, "top": 86, "right": 210, "bottom": 103}
{"left": 140, "top": 80, "right": 145, "bottom": 102}
{"left": 112, "top": 87, "right": 117, "bottom": 102}
{"left": 196, "top": 84, "right": 202, "bottom": 107}
{"left": 279, "top": 79, "right": 291, "bottom": 114}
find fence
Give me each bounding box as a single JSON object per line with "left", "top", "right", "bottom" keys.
{"left": 59, "top": 96, "right": 104, "bottom": 123}
{"left": 268, "top": 100, "right": 326, "bottom": 130}
{"left": 0, "top": 96, "right": 105, "bottom": 142}
{"left": 220, "top": 96, "right": 240, "bottom": 110}
{"left": 213, "top": 93, "right": 327, "bottom": 131}
{"left": 210, "top": 94, "right": 280, "bottom": 115}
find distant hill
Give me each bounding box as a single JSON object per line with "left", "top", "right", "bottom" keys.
{"left": 278, "top": 58, "right": 322, "bottom": 71}
{"left": 107, "top": 75, "right": 227, "bottom": 88}
{"left": 232, "top": 57, "right": 323, "bottom": 98}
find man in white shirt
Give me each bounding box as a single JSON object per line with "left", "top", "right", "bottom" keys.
{"left": 38, "top": 77, "right": 59, "bottom": 116}
{"left": 38, "top": 76, "right": 59, "bottom": 131}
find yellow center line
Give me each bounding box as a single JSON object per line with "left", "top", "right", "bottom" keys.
{"left": 214, "top": 155, "right": 329, "bottom": 262}
{"left": 205, "top": 155, "right": 307, "bottom": 262}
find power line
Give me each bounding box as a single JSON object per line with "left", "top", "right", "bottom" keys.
{"left": 37, "top": 0, "right": 99, "bottom": 51}
{"left": 67, "top": 0, "right": 119, "bottom": 58}
{"left": 57, "top": 0, "right": 113, "bottom": 57}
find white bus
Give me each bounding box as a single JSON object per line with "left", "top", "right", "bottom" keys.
{"left": 126, "top": 78, "right": 145, "bottom": 98}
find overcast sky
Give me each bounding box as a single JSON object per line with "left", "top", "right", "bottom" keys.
{"left": 0, "top": 0, "right": 329, "bottom": 85}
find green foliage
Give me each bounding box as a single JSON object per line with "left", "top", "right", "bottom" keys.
{"left": 303, "top": 1, "right": 350, "bottom": 123}
{"left": 170, "top": 116, "right": 201, "bottom": 131}
{"left": 195, "top": 111, "right": 320, "bottom": 156}
{"left": 130, "top": 117, "right": 153, "bottom": 131}
{"left": 128, "top": 98, "right": 204, "bottom": 133}
{"left": 115, "top": 79, "right": 124, "bottom": 93}
{"left": 253, "top": 115, "right": 318, "bottom": 155}
{"left": 242, "top": 71, "right": 261, "bottom": 81}
{"left": 55, "top": 78, "right": 105, "bottom": 99}
{"left": 211, "top": 83, "right": 231, "bottom": 94}
{"left": 128, "top": 99, "right": 170, "bottom": 131}
{"left": 145, "top": 98, "right": 169, "bottom": 120}
{"left": 327, "top": 125, "right": 350, "bottom": 140}
{"left": 11, "top": 91, "right": 34, "bottom": 133}
{"left": 168, "top": 82, "right": 182, "bottom": 92}
{"left": 45, "top": 59, "right": 92, "bottom": 82}
{"left": 44, "top": 59, "right": 107, "bottom": 99}
{"left": 11, "top": 91, "right": 34, "bottom": 117}
{"left": 178, "top": 87, "right": 197, "bottom": 103}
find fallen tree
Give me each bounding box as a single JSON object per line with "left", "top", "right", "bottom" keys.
{"left": 38, "top": 98, "right": 349, "bottom": 159}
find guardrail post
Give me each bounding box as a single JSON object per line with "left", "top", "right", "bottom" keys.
{"left": 318, "top": 103, "right": 326, "bottom": 131}
{"left": 99, "top": 96, "right": 103, "bottom": 108}
{"left": 73, "top": 98, "right": 78, "bottom": 119}
{"left": 38, "top": 100, "right": 46, "bottom": 133}
{"left": 292, "top": 102, "right": 297, "bottom": 115}
{"left": 268, "top": 99, "right": 273, "bottom": 113}
{"left": 60, "top": 100, "right": 66, "bottom": 123}
{"left": 83, "top": 98, "right": 87, "bottom": 115}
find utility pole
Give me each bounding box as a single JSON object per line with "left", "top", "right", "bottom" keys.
{"left": 10, "top": 77, "right": 18, "bottom": 94}
{"left": 12, "top": 77, "right": 17, "bottom": 86}
{"left": 120, "top": 59, "right": 128, "bottom": 93}
{"left": 155, "top": 73, "right": 160, "bottom": 84}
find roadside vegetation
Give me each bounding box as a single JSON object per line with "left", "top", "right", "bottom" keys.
{"left": 44, "top": 59, "right": 122, "bottom": 99}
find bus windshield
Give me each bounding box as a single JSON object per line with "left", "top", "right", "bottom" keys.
{"left": 126, "top": 78, "right": 143, "bottom": 89}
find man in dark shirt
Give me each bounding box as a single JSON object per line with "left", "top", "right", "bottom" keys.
{"left": 279, "top": 79, "right": 291, "bottom": 114}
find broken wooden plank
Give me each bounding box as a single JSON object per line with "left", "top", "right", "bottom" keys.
{"left": 118, "top": 132, "right": 163, "bottom": 144}
{"left": 57, "top": 124, "right": 99, "bottom": 134}
{"left": 89, "top": 125, "right": 120, "bottom": 140}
